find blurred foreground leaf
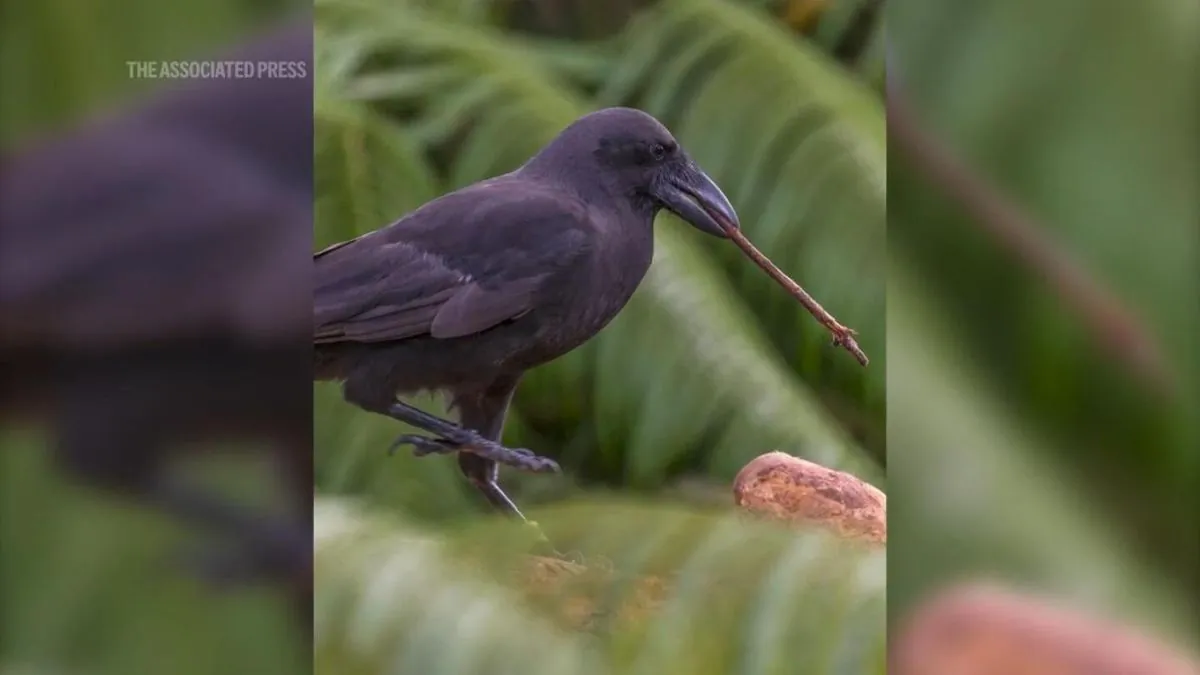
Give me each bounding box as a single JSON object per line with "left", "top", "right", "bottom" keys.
{"left": 886, "top": 258, "right": 1200, "bottom": 653}
{"left": 314, "top": 496, "right": 886, "bottom": 675}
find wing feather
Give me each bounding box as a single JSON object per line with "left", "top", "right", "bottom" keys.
{"left": 313, "top": 181, "right": 591, "bottom": 345}
{"left": 428, "top": 276, "right": 543, "bottom": 339}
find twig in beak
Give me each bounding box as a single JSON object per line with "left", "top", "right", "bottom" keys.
{"left": 724, "top": 226, "right": 869, "bottom": 366}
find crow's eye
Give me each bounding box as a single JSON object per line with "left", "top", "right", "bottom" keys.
{"left": 649, "top": 143, "right": 667, "bottom": 161}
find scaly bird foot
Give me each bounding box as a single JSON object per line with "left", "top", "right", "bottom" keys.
{"left": 388, "top": 432, "right": 560, "bottom": 474}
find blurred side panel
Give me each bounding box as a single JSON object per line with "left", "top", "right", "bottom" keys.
{"left": 0, "top": 2, "right": 314, "bottom": 674}
{"left": 885, "top": 0, "right": 1199, "bottom": 669}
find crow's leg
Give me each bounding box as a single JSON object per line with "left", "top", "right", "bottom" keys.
{"left": 458, "top": 454, "right": 529, "bottom": 519}
{"left": 342, "top": 378, "right": 559, "bottom": 473}
{"left": 385, "top": 400, "right": 559, "bottom": 473}
{"left": 380, "top": 377, "right": 535, "bottom": 519}
{"left": 456, "top": 449, "right": 581, "bottom": 562}
{"left": 452, "top": 379, "right": 578, "bottom": 561}
{"left": 452, "top": 376, "right": 527, "bottom": 520}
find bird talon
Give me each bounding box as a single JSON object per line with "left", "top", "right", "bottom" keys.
{"left": 389, "top": 434, "right": 455, "bottom": 457}
{"left": 391, "top": 433, "right": 557, "bottom": 473}
{"left": 529, "top": 455, "right": 562, "bottom": 473}
{"left": 386, "top": 436, "right": 407, "bottom": 456}
{"left": 446, "top": 435, "right": 560, "bottom": 473}
{"left": 501, "top": 448, "right": 559, "bottom": 473}
{"left": 441, "top": 426, "right": 487, "bottom": 448}
{"left": 409, "top": 444, "right": 438, "bottom": 458}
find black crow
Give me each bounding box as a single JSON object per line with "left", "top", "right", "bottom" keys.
{"left": 314, "top": 107, "right": 740, "bottom": 530}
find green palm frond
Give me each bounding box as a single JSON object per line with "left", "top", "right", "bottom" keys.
{"left": 315, "top": 499, "right": 605, "bottom": 675}
{"left": 809, "top": 0, "right": 885, "bottom": 63}
{"left": 314, "top": 79, "right": 440, "bottom": 245}
{"left": 0, "top": 436, "right": 304, "bottom": 675}
{"left": 888, "top": 0, "right": 1199, "bottom": 611}
{"left": 887, "top": 258, "right": 1200, "bottom": 651}
{"left": 589, "top": 224, "right": 880, "bottom": 486}
{"left": 0, "top": 0, "right": 254, "bottom": 143}
{"left": 315, "top": 497, "right": 886, "bottom": 675}
{"left": 598, "top": 0, "right": 885, "bottom": 434}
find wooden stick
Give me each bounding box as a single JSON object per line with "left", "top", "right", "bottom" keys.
{"left": 723, "top": 226, "right": 869, "bottom": 367}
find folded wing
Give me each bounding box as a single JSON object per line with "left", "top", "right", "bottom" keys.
{"left": 314, "top": 183, "right": 590, "bottom": 345}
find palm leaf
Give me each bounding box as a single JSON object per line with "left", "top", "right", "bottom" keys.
{"left": 887, "top": 0, "right": 1199, "bottom": 592}
{"left": 0, "top": 435, "right": 304, "bottom": 675}
{"left": 315, "top": 36, "right": 441, "bottom": 247}
{"left": 314, "top": 497, "right": 886, "bottom": 675}
{"left": 886, "top": 256, "right": 1200, "bottom": 652}
{"left": 0, "top": 0, "right": 254, "bottom": 143}
{"left": 597, "top": 0, "right": 886, "bottom": 447}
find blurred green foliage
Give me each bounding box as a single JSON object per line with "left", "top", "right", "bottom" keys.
{"left": 0, "top": 2, "right": 307, "bottom": 674}
{"left": 887, "top": 0, "right": 1199, "bottom": 654}
{"left": 315, "top": 498, "right": 886, "bottom": 675}
{"left": 0, "top": 434, "right": 303, "bottom": 675}
{"left": 0, "top": 0, "right": 298, "bottom": 145}
{"left": 313, "top": 0, "right": 887, "bottom": 673}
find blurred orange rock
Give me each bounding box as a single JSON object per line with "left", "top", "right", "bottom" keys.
{"left": 732, "top": 451, "right": 886, "bottom": 544}
{"left": 892, "top": 583, "right": 1200, "bottom": 675}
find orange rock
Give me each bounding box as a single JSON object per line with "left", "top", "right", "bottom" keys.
{"left": 732, "top": 451, "right": 886, "bottom": 544}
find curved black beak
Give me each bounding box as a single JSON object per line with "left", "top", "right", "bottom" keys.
{"left": 655, "top": 164, "right": 740, "bottom": 238}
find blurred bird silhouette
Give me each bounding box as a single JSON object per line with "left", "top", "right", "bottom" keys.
{"left": 0, "top": 13, "right": 314, "bottom": 634}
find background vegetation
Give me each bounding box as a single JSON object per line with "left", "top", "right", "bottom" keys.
{"left": 0, "top": 2, "right": 307, "bottom": 675}
{"left": 887, "top": 0, "right": 1198, "bottom": 661}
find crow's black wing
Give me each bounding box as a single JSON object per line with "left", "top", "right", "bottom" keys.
{"left": 314, "top": 181, "right": 592, "bottom": 344}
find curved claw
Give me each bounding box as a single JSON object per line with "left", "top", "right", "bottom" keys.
{"left": 470, "top": 447, "right": 559, "bottom": 473}
{"left": 388, "top": 434, "right": 455, "bottom": 457}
